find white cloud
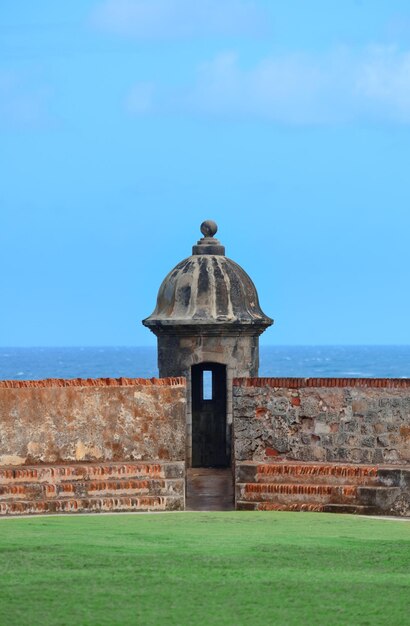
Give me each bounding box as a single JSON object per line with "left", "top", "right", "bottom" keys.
{"left": 126, "top": 45, "right": 410, "bottom": 124}
{"left": 184, "top": 51, "right": 330, "bottom": 124}
{"left": 355, "top": 46, "right": 410, "bottom": 122}
{"left": 91, "top": 0, "right": 269, "bottom": 39}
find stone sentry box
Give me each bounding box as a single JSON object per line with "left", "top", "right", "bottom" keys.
{"left": 143, "top": 221, "right": 272, "bottom": 468}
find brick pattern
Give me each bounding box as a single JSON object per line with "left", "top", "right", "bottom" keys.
{"left": 234, "top": 377, "right": 410, "bottom": 389}
{"left": 251, "top": 462, "right": 379, "bottom": 484}
{"left": 233, "top": 379, "right": 410, "bottom": 515}
{"left": 236, "top": 461, "right": 410, "bottom": 516}
{"left": 0, "top": 377, "right": 187, "bottom": 516}
{"left": 0, "top": 377, "right": 185, "bottom": 388}
{"left": 1, "top": 497, "right": 176, "bottom": 516}
{"left": 0, "top": 461, "right": 184, "bottom": 515}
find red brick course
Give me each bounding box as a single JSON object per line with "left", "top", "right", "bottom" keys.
{"left": 236, "top": 461, "right": 409, "bottom": 515}
{"left": 0, "top": 376, "right": 185, "bottom": 389}
{"left": 0, "top": 461, "right": 185, "bottom": 515}
{"left": 233, "top": 377, "right": 410, "bottom": 388}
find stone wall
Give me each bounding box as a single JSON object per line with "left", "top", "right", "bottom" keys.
{"left": 0, "top": 377, "right": 186, "bottom": 515}
{"left": 233, "top": 378, "right": 410, "bottom": 465}
{"left": 233, "top": 378, "right": 410, "bottom": 516}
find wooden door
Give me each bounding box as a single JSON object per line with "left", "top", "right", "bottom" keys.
{"left": 191, "top": 363, "right": 228, "bottom": 467}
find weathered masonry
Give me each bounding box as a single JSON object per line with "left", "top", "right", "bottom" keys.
{"left": 143, "top": 220, "right": 272, "bottom": 468}
{"left": 234, "top": 378, "right": 410, "bottom": 515}
{"left": 0, "top": 378, "right": 185, "bottom": 515}
{"left": 1, "top": 376, "right": 409, "bottom": 516}
{"left": 0, "top": 222, "right": 409, "bottom": 516}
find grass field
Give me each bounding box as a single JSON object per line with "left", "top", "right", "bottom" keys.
{"left": 0, "top": 512, "right": 409, "bottom": 626}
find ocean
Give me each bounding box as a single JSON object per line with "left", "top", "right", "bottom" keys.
{"left": 1, "top": 346, "right": 409, "bottom": 380}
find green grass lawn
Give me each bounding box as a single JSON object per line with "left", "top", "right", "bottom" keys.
{"left": 0, "top": 512, "right": 409, "bottom": 626}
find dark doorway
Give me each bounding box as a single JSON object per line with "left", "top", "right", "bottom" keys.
{"left": 191, "top": 363, "right": 228, "bottom": 467}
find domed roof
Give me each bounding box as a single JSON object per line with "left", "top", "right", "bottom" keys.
{"left": 143, "top": 221, "right": 273, "bottom": 334}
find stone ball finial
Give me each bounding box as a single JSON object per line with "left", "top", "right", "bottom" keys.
{"left": 200, "top": 220, "right": 218, "bottom": 238}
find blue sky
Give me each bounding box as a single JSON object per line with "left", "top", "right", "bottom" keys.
{"left": 1, "top": 0, "right": 410, "bottom": 346}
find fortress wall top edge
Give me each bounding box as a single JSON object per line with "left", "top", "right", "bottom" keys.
{"left": 0, "top": 376, "right": 186, "bottom": 389}
{"left": 233, "top": 377, "right": 410, "bottom": 389}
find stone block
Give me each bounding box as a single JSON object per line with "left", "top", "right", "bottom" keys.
{"left": 236, "top": 464, "right": 257, "bottom": 483}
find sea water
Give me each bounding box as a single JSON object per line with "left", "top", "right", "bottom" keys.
{"left": 0, "top": 346, "right": 409, "bottom": 380}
